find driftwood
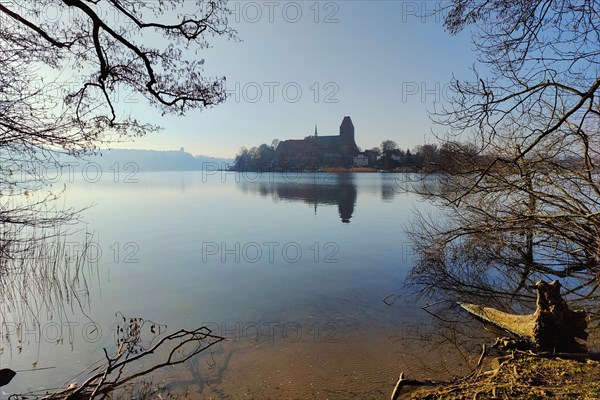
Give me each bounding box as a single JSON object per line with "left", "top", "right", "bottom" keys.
{"left": 460, "top": 280, "right": 587, "bottom": 353}
{"left": 8, "top": 314, "right": 225, "bottom": 400}
{"left": 390, "top": 372, "right": 440, "bottom": 400}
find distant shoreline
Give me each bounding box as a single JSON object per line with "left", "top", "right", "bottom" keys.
{"left": 224, "top": 167, "right": 424, "bottom": 173}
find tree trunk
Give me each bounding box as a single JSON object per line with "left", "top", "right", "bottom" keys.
{"left": 460, "top": 280, "right": 587, "bottom": 353}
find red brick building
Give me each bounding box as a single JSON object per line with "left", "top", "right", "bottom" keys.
{"left": 274, "top": 116, "right": 360, "bottom": 168}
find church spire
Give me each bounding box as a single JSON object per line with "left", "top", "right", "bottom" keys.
{"left": 314, "top": 124, "right": 318, "bottom": 137}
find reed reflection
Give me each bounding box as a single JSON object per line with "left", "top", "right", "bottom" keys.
{"left": 0, "top": 222, "right": 98, "bottom": 348}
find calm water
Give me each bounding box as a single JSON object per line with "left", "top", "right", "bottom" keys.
{"left": 3, "top": 172, "right": 453, "bottom": 399}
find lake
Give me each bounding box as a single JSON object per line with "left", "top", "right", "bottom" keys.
{"left": 2, "top": 171, "right": 466, "bottom": 399}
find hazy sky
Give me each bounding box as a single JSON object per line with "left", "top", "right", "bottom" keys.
{"left": 109, "top": 1, "right": 477, "bottom": 158}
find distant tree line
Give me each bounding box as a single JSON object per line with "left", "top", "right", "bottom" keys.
{"left": 233, "top": 138, "right": 489, "bottom": 172}
{"left": 369, "top": 141, "right": 485, "bottom": 172}
{"left": 234, "top": 139, "right": 279, "bottom": 171}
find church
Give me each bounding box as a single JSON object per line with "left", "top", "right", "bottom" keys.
{"left": 274, "top": 116, "right": 360, "bottom": 168}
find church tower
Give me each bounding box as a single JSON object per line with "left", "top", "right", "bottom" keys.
{"left": 339, "top": 116, "right": 354, "bottom": 142}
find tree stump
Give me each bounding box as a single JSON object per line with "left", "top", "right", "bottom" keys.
{"left": 460, "top": 280, "right": 587, "bottom": 353}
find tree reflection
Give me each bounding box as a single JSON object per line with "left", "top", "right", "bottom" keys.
{"left": 398, "top": 161, "right": 600, "bottom": 378}
{"left": 407, "top": 172, "right": 600, "bottom": 318}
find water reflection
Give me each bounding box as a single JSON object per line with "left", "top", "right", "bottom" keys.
{"left": 401, "top": 172, "right": 600, "bottom": 365}
{"left": 1, "top": 171, "right": 427, "bottom": 398}
{"left": 0, "top": 220, "right": 101, "bottom": 391}
{"left": 0, "top": 223, "right": 96, "bottom": 330}
{"left": 237, "top": 173, "right": 357, "bottom": 223}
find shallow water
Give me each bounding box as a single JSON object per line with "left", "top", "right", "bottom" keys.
{"left": 2, "top": 171, "right": 466, "bottom": 398}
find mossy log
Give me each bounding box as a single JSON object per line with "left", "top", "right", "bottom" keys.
{"left": 460, "top": 280, "right": 587, "bottom": 353}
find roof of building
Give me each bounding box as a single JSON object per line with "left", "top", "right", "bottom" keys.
{"left": 316, "top": 135, "right": 343, "bottom": 144}
{"left": 276, "top": 138, "right": 318, "bottom": 154}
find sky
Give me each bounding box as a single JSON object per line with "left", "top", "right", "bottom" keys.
{"left": 108, "top": 1, "right": 478, "bottom": 158}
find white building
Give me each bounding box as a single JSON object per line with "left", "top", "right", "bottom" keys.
{"left": 353, "top": 154, "right": 369, "bottom": 167}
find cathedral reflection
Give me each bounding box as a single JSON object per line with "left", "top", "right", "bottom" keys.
{"left": 238, "top": 174, "right": 357, "bottom": 223}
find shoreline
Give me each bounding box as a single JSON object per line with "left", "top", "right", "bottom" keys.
{"left": 399, "top": 352, "right": 600, "bottom": 399}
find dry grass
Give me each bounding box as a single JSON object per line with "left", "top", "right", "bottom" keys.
{"left": 403, "top": 353, "right": 600, "bottom": 399}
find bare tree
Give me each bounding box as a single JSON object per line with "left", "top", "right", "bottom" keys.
{"left": 0, "top": 0, "right": 236, "bottom": 225}
{"left": 436, "top": 0, "right": 599, "bottom": 161}
{"left": 407, "top": 1, "right": 600, "bottom": 313}
{"left": 380, "top": 140, "right": 398, "bottom": 153}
